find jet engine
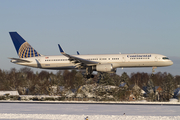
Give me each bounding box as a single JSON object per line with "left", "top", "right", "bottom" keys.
{"left": 93, "top": 63, "right": 116, "bottom": 73}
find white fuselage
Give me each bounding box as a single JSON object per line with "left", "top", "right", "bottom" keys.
{"left": 11, "top": 53, "right": 173, "bottom": 70}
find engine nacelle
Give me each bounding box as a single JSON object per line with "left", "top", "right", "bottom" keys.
{"left": 94, "top": 63, "right": 116, "bottom": 73}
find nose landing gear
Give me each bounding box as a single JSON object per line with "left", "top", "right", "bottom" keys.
{"left": 151, "top": 67, "right": 157, "bottom": 76}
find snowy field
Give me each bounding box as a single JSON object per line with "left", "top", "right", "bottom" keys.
{"left": 0, "top": 102, "right": 180, "bottom": 120}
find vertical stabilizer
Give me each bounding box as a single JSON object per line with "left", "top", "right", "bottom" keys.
{"left": 9, "top": 32, "right": 41, "bottom": 58}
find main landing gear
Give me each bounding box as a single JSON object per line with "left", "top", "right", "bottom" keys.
{"left": 83, "top": 67, "right": 94, "bottom": 79}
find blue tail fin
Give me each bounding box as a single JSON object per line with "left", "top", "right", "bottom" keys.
{"left": 9, "top": 32, "right": 41, "bottom": 58}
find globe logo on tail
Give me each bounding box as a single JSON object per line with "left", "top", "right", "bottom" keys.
{"left": 18, "top": 42, "right": 41, "bottom": 58}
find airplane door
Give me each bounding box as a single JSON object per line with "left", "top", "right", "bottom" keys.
{"left": 154, "top": 56, "right": 158, "bottom": 61}
{"left": 122, "top": 56, "right": 126, "bottom": 62}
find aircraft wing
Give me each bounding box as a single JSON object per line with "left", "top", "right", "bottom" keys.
{"left": 9, "top": 58, "right": 31, "bottom": 63}
{"left": 58, "top": 44, "right": 99, "bottom": 68}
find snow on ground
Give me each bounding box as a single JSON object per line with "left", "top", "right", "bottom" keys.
{"left": 0, "top": 103, "right": 180, "bottom": 120}
{"left": 0, "top": 114, "right": 180, "bottom": 120}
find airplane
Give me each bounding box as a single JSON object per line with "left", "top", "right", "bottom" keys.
{"left": 9, "top": 32, "right": 173, "bottom": 79}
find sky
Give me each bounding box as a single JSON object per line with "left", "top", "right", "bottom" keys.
{"left": 0, "top": 0, "right": 180, "bottom": 76}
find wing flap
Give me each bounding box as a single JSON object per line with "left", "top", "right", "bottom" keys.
{"left": 58, "top": 44, "right": 99, "bottom": 67}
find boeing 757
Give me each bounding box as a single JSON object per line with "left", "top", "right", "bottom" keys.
{"left": 9, "top": 32, "right": 173, "bottom": 78}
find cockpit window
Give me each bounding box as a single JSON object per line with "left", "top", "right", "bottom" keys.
{"left": 162, "top": 57, "right": 169, "bottom": 60}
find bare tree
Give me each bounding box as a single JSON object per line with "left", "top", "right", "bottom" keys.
{"left": 175, "top": 75, "right": 180, "bottom": 87}
{"left": 111, "top": 73, "right": 121, "bottom": 86}
{"left": 130, "top": 72, "right": 149, "bottom": 88}
{"left": 162, "top": 73, "right": 175, "bottom": 101}
{"left": 98, "top": 73, "right": 115, "bottom": 85}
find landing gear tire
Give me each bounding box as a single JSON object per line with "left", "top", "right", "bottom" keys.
{"left": 91, "top": 75, "right": 94, "bottom": 78}
{"left": 83, "top": 67, "right": 94, "bottom": 79}
{"left": 84, "top": 74, "right": 94, "bottom": 79}
{"left": 151, "top": 74, "right": 154, "bottom": 77}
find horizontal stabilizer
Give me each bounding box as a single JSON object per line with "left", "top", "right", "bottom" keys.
{"left": 9, "top": 58, "right": 31, "bottom": 63}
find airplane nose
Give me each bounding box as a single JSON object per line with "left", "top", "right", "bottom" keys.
{"left": 170, "top": 60, "right": 173, "bottom": 65}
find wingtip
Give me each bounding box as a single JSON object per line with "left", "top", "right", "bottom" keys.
{"left": 77, "top": 51, "right": 80, "bottom": 55}
{"left": 58, "top": 44, "right": 65, "bottom": 54}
